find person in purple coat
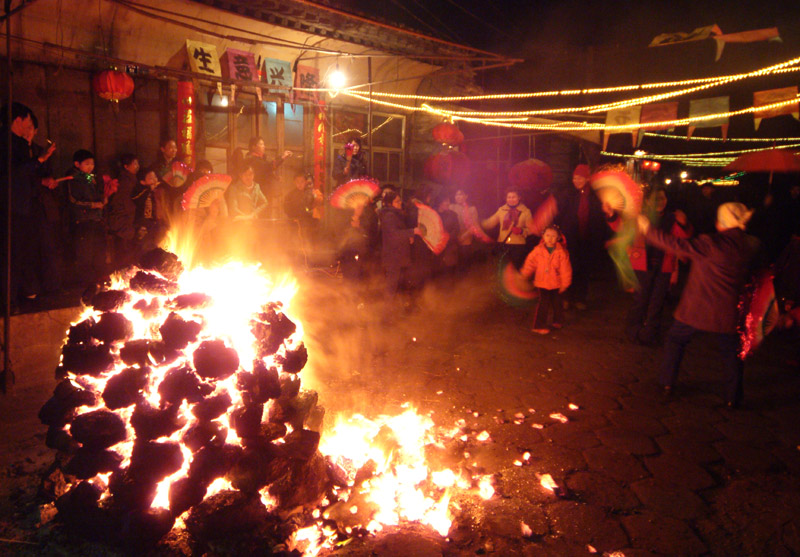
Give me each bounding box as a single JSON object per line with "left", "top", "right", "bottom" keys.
{"left": 637, "top": 202, "right": 761, "bottom": 408}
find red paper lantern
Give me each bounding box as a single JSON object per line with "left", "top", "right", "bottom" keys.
{"left": 508, "top": 159, "right": 553, "bottom": 192}
{"left": 424, "top": 149, "right": 471, "bottom": 187}
{"left": 92, "top": 70, "right": 134, "bottom": 103}
{"left": 432, "top": 122, "right": 464, "bottom": 146}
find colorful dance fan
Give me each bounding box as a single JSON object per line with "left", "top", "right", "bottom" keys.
{"left": 330, "top": 178, "right": 380, "bottom": 209}
{"left": 589, "top": 170, "right": 643, "bottom": 219}
{"left": 181, "top": 174, "right": 232, "bottom": 210}
{"left": 739, "top": 271, "right": 779, "bottom": 359}
{"left": 163, "top": 161, "right": 193, "bottom": 188}
{"left": 496, "top": 253, "right": 539, "bottom": 308}
{"left": 414, "top": 200, "right": 449, "bottom": 254}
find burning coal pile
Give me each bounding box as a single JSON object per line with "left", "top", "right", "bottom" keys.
{"left": 37, "top": 249, "right": 329, "bottom": 551}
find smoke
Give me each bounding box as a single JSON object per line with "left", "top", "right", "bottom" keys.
{"left": 293, "top": 262, "right": 497, "bottom": 422}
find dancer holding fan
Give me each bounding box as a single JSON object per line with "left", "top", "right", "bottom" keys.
{"left": 482, "top": 188, "right": 532, "bottom": 269}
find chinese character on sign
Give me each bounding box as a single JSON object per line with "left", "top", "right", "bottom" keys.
{"left": 232, "top": 55, "right": 252, "bottom": 80}
{"left": 186, "top": 41, "right": 221, "bottom": 77}
{"left": 221, "top": 49, "right": 257, "bottom": 83}
{"left": 263, "top": 58, "right": 292, "bottom": 94}
{"left": 294, "top": 64, "right": 320, "bottom": 102}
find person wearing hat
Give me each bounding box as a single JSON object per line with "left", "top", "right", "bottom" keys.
{"left": 637, "top": 202, "right": 761, "bottom": 408}
{"left": 552, "top": 164, "right": 606, "bottom": 310}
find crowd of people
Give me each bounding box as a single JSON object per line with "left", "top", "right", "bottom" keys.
{"left": 3, "top": 99, "right": 800, "bottom": 407}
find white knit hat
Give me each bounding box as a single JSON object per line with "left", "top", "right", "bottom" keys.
{"left": 716, "top": 202, "right": 753, "bottom": 230}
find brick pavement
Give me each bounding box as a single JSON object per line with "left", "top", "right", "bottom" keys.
{"left": 302, "top": 266, "right": 800, "bottom": 556}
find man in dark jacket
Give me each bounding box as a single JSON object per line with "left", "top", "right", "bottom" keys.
{"left": 637, "top": 202, "right": 761, "bottom": 407}
{"left": 554, "top": 164, "right": 606, "bottom": 309}
{"left": 379, "top": 190, "right": 421, "bottom": 298}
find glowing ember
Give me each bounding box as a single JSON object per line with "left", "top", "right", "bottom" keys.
{"left": 475, "top": 430, "right": 491, "bottom": 442}
{"left": 521, "top": 521, "right": 533, "bottom": 537}
{"left": 549, "top": 412, "right": 569, "bottom": 423}
{"left": 539, "top": 473, "right": 559, "bottom": 493}
{"left": 568, "top": 403, "right": 580, "bottom": 410}
{"left": 478, "top": 475, "right": 495, "bottom": 500}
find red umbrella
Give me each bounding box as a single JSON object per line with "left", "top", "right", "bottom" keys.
{"left": 724, "top": 149, "right": 800, "bottom": 185}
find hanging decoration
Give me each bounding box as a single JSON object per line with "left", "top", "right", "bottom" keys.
{"left": 220, "top": 49, "right": 258, "bottom": 82}
{"left": 423, "top": 148, "right": 471, "bottom": 188}
{"left": 177, "top": 81, "right": 196, "bottom": 167}
{"left": 263, "top": 57, "right": 293, "bottom": 95}
{"left": 293, "top": 64, "right": 320, "bottom": 103}
{"left": 649, "top": 24, "right": 722, "bottom": 47}
{"left": 508, "top": 159, "right": 553, "bottom": 193}
{"left": 688, "top": 96, "right": 730, "bottom": 139}
{"left": 753, "top": 86, "right": 799, "bottom": 129}
{"left": 714, "top": 27, "right": 781, "bottom": 61}
{"left": 185, "top": 40, "right": 222, "bottom": 78}
{"left": 312, "top": 103, "right": 327, "bottom": 195}
{"left": 92, "top": 70, "right": 134, "bottom": 103}
{"left": 603, "top": 105, "right": 642, "bottom": 149}
{"left": 432, "top": 122, "right": 464, "bottom": 146}
{"left": 638, "top": 102, "right": 679, "bottom": 144}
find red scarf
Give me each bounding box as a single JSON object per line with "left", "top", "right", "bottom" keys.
{"left": 502, "top": 205, "right": 520, "bottom": 230}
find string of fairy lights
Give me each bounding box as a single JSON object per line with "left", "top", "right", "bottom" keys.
{"left": 324, "top": 52, "right": 800, "bottom": 168}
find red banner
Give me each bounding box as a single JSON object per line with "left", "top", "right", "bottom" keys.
{"left": 313, "top": 104, "right": 327, "bottom": 194}
{"left": 177, "top": 81, "right": 195, "bottom": 167}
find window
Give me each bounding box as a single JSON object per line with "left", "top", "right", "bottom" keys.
{"left": 330, "top": 108, "right": 405, "bottom": 186}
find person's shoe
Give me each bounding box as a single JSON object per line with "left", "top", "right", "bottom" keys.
{"left": 551, "top": 323, "right": 562, "bottom": 329}
{"left": 574, "top": 302, "right": 587, "bottom": 311}
{"left": 531, "top": 328, "right": 550, "bottom": 335}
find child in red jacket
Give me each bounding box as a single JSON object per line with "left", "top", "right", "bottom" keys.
{"left": 521, "top": 225, "right": 573, "bottom": 334}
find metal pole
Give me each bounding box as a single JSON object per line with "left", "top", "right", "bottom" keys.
{"left": 3, "top": 0, "right": 13, "bottom": 393}
{"left": 367, "top": 57, "right": 372, "bottom": 177}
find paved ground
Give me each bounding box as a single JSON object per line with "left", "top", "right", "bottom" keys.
{"left": 1, "top": 260, "right": 799, "bottom": 556}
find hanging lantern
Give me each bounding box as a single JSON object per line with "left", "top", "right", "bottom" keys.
{"left": 508, "top": 158, "right": 553, "bottom": 193}
{"left": 423, "top": 149, "right": 471, "bottom": 187}
{"left": 92, "top": 70, "right": 135, "bottom": 103}
{"left": 432, "top": 122, "right": 464, "bottom": 146}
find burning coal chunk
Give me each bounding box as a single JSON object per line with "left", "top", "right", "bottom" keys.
{"left": 130, "top": 271, "right": 179, "bottom": 296}
{"left": 103, "top": 366, "right": 149, "bottom": 410}
{"left": 182, "top": 420, "right": 228, "bottom": 453}
{"left": 261, "top": 421, "right": 287, "bottom": 442}
{"left": 158, "top": 364, "right": 212, "bottom": 405}
{"left": 109, "top": 468, "right": 159, "bottom": 511}
{"left": 63, "top": 447, "right": 123, "bottom": 479}
{"left": 131, "top": 401, "right": 188, "bottom": 440}
{"left": 90, "top": 289, "right": 131, "bottom": 312}
{"left": 61, "top": 342, "right": 115, "bottom": 377}
{"left": 70, "top": 409, "right": 127, "bottom": 450}
{"left": 91, "top": 312, "right": 134, "bottom": 344}
{"left": 159, "top": 312, "right": 202, "bottom": 351}
{"left": 46, "top": 425, "right": 80, "bottom": 453}
{"left": 237, "top": 361, "right": 281, "bottom": 404}
{"left": 120, "top": 507, "right": 176, "bottom": 550}
{"left": 192, "top": 391, "right": 233, "bottom": 422}
{"left": 119, "top": 339, "right": 151, "bottom": 367}
{"left": 67, "top": 318, "right": 96, "bottom": 344}
{"left": 227, "top": 442, "right": 286, "bottom": 493}
{"left": 39, "top": 379, "right": 98, "bottom": 426}
{"left": 193, "top": 340, "right": 240, "bottom": 380}
{"left": 55, "top": 481, "right": 118, "bottom": 542}
{"left": 268, "top": 389, "right": 321, "bottom": 432}
{"left": 169, "top": 292, "right": 213, "bottom": 310}
{"left": 129, "top": 439, "right": 183, "bottom": 484}
{"left": 268, "top": 452, "right": 330, "bottom": 510}
{"left": 230, "top": 403, "right": 265, "bottom": 439}
{"left": 188, "top": 444, "right": 242, "bottom": 486}
{"left": 282, "top": 429, "right": 321, "bottom": 462}
{"left": 139, "top": 248, "right": 184, "bottom": 281}
{"left": 184, "top": 491, "right": 272, "bottom": 544}
{"left": 168, "top": 476, "right": 208, "bottom": 516}
{"left": 251, "top": 304, "right": 296, "bottom": 356}
{"left": 276, "top": 343, "right": 308, "bottom": 374}
{"left": 133, "top": 297, "right": 161, "bottom": 320}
